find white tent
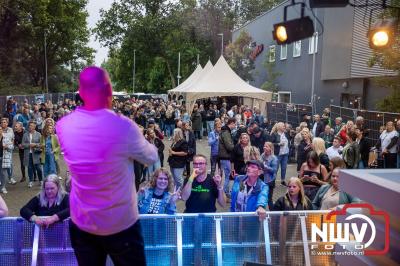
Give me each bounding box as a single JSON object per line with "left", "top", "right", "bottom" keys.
{"left": 168, "top": 61, "right": 213, "bottom": 96}
{"left": 171, "top": 56, "right": 272, "bottom": 114}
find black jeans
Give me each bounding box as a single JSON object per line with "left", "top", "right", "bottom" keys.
{"left": 267, "top": 181, "right": 275, "bottom": 210}
{"left": 383, "top": 153, "right": 397, "bottom": 168}
{"left": 69, "top": 220, "right": 146, "bottom": 266}
{"left": 18, "top": 150, "right": 26, "bottom": 179}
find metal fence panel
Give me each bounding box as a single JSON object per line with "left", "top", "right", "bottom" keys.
{"left": 1, "top": 212, "right": 337, "bottom": 266}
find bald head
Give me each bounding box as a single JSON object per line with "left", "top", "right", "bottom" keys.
{"left": 79, "top": 67, "right": 112, "bottom": 110}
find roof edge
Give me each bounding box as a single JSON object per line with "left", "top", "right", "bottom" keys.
{"left": 233, "top": 0, "right": 290, "bottom": 33}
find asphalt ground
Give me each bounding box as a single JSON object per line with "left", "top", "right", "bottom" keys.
{"left": 2, "top": 139, "right": 298, "bottom": 216}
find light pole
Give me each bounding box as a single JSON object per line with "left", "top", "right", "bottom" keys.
{"left": 218, "top": 33, "right": 224, "bottom": 56}
{"left": 132, "top": 49, "right": 136, "bottom": 93}
{"left": 177, "top": 52, "right": 181, "bottom": 86}
{"left": 310, "top": 10, "right": 317, "bottom": 115}
{"left": 44, "top": 31, "right": 49, "bottom": 94}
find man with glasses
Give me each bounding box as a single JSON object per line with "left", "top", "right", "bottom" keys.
{"left": 181, "top": 154, "right": 226, "bottom": 213}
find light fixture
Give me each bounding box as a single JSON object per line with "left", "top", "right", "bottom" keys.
{"left": 368, "top": 18, "right": 397, "bottom": 49}
{"left": 309, "top": 0, "right": 349, "bottom": 8}
{"left": 273, "top": 16, "right": 314, "bottom": 44}
{"left": 272, "top": 1, "right": 314, "bottom": 45}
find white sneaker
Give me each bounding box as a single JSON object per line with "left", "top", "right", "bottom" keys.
{"left": 58, "top": 176, "right": 63, "bottom": 180}
{"left": 1, "top": 188, "right": 7, "bottom": 194}
{"left": 10, "top": 178, "right": 17, "bottom": 185}
{"left": 28, "top": 182, "right": 33, "bottom": 188}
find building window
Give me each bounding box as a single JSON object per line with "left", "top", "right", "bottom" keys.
{"left": 308, "top": 33, "right": 318, "bottom": 54}
{"left": 280, "top": 44, "right": 287, "bottom": 60}
{"left": 269, "top": 45, "right": 276, "bottom": 62}
{"left": 293, "top": 41, "right": 301, "bottom": 57}
{"left": 278, "top": 91, "right": 291, "bottom": 103}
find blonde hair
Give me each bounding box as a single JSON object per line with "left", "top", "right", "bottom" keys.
{"left": 39, "top": 174, "right": 67, "bottom": 207}
{"left": 285, "top": 177, "right": 309, "bottom": 209}
{"left": 172, "top": 128, "right": 184, "bottom": 144}
{"left": 312, "top": 137, "right": 326, "bottom": 155}
{"left": 243, "top": 146, "right": 261, "bottom": 163}
{"left": 149, "top": 168, "right": 174, "bottom": 193}
{"left": 301, "top": 128, "right": 311, "bottom": 139}
{"left": 263, "top": 141, "right": 274, "bottom": 155}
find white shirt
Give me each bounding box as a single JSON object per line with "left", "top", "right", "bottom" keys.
{"left": 312, "top": 122, "right": 318, "bottom": 137}
{"left": 227, "top": 110, "right": 234, "bottom": 118}
{"left": 380, "top": 130, "right": 399, "bottom": 153}
{"left": 278, "top": 132, "right": 289, "bottom": 155}
{"left": 326, "top": 145, "right": 343, "bottom": 160}
{"left": 56, "top": 108, "right": 158, "bottom": 235}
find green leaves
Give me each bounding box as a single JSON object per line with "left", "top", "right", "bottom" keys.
{"left": 0, "top": 0, "right": 94, "bottom": 94}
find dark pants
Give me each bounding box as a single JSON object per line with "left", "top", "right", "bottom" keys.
{"left": 185, "top": 161, "right": 192, "bottom": 177}
{"left": 267, "top": 181, "right": 275, "bottom": 210}
{"left": 18, "top": 150, "right": 26, "bottom": 179}
{"left": 28, "top": 153, "right": 42, "bottom": 182}
{"left": 69, "top": 220, "right": 146, "bottom": 266}
{"left": 383, "top": 153, "right": 397, "bottom": 168}
{"left": 210, "top": 155, "right": 220, "bottom": 177}
{"left": 194, "top": 130, "right": 202, "bottom": 140}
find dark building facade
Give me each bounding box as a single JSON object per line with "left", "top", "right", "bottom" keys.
{"left": 232, "top": 1, "right": 393, "bottom": 112}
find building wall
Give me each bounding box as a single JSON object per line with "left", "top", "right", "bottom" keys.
{"left": 232, "top": 0, "right": 393, "bottom": 112}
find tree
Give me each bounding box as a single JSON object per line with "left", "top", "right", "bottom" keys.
{"left": 368, "top": 3, "right": 400, "bottom": 112}
{"left": 261, "top": 49, "right": 281, "bottom": 102}
{"left": 0, "top": 0, "right": 94, "bottom": 94}
{"left": 224, "top": 30, "right": 255, "bottom": 81}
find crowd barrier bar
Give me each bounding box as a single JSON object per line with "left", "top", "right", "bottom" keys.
{"left": 2, "top": 211, "right": 333, "bottom": 266}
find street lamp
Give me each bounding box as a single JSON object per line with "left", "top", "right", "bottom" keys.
{"left": 177, "top": 52, "right": 181, "bottom": 86}
{"left": 218, "top": 33, "right": 224, "bottom": 56}
{"left": 132, "top": 50, "right": 136, "bottom": 93}
{"left": 44, "top": 31, "right": 49, "bottom": 94}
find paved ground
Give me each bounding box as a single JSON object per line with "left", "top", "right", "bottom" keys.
{"left": 2, "top": 139, "right": 298, "bottom": 216}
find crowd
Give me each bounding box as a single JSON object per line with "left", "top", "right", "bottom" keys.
{"left": 0, "top": 96, "right": 398, "bottom": 221}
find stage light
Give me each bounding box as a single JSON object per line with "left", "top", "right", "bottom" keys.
{"left": 309, "top": 0, "right": 349, "bottom": 8}
{"left": 367, "top": 18, "right": 397, "bottom": 49}
{"left": 272, "top": 16, "right": 314, "bottom": 45}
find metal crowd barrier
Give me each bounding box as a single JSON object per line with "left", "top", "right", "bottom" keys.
{"left": 0, "top": 211, "right": 336, "bottom": 266}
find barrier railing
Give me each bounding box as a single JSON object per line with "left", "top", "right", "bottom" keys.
{"left": 0, "top": 211, "right": 335, "bottom": 266}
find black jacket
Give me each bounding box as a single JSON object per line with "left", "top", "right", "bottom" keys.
{"left": 218, "top": 125, "right": 234, "bottom": 160}
{"left": 250, "top": 132, "right": 271, "bottom": 153}
{"left": 20, "top": 194, "right": 70, "bottom": 221}
{"left": 313, "top": 121, "right": 325, "bottom": 138}
{"left": 168, "top": 139, "right": 188, "bottom": 168}
{"left": 185, "top": 130, "right": 196, "bottom": 161}
{"left": 271, "top": 132, "right": 290, "bottom": 156}
{"left": 273, "top": 194, "right": 313, "bottom": 211}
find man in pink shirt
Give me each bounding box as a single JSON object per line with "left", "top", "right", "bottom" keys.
{"left": 57, "top": 66, "right": 158, "bottom": 266}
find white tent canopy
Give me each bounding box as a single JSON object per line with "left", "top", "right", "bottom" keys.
{"left": 168, "top": 61, "right": 213, "bottom": 96}
{"left": 169, "top": 56, "right": 272, "bottom": 114}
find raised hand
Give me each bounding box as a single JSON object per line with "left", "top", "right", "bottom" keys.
{"left": 170, "top": 187, "right": 181, "bottom": 203}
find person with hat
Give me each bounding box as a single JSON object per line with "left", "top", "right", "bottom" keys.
{"left": 230, "top": 160, "right": 269, "bottom": 220}
{"left": 250, "top": 126, "right": 271, "bottom": 153}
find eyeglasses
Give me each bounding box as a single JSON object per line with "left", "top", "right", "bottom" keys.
{"left": 193, "top": 162, "right": 206, "bottom": 166}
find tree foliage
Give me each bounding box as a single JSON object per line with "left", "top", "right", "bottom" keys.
{"left": 0, "top": 0, "right": 94, "bottom": 94}
{"left": 95, "top": 0, "right": 283, "bottom": 93}
{"left": 225, "top": 30, "right": 255, "bottom": 82}
{"left": 368, "top": 3, "right": 400, "bottom": 112}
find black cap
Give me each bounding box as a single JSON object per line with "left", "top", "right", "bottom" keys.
{"left": 246, "top": 160, "right": 263, "bottom": 170}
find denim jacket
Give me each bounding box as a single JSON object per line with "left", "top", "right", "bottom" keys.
{"left": 138, "top": 188, "right": 176, "bottom": 214}
{"left": 261, "top": 154, "right": 278, "bottom": 184}
{"left": 230, "top": 175, "right": 269, "bottom": 212}
{"left": 208, "top": 130, "right": 219, "bottom": 156}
